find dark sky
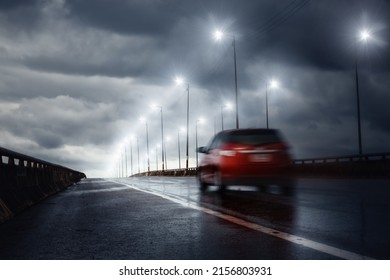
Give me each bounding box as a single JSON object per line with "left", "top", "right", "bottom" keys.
{"left": 0, "top": 0, "right": 389, "bottom": 177}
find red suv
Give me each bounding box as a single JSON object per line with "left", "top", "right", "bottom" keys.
{"left": 197, "top": 129, "right": 293, "bottom": 192}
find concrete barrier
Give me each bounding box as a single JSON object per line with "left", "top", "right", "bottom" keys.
{"left": 0, "top": 147, "right": 86, "bottom": 224}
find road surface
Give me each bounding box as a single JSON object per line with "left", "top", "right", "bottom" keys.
{"left": 0, "top": 176, "right": 389, "bottom": 259}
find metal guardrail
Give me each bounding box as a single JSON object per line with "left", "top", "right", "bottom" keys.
{"left": 0, "top": 146, "right": 86, "bottom": 183}
{"left": 292, "top": 152, "right": 390, "bottom": 165}
{"left": 132, "top": 167, "right": 198, "bottom": 177}
{"left": 291, "top": 152, "right": 390, "bottom": 178}
{"left": 131, "top": 152, "right": 390, "bottom": 178}
{"left": 0, "top": 146, "right": 86, "bottom": 223}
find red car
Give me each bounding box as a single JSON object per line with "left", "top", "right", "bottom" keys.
{"left": 197, "top": 128, "right": 294, "bottom": 193}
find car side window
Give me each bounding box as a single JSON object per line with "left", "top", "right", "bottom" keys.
{"left": 208, "top": 133, "right": 224, "bottom": 151}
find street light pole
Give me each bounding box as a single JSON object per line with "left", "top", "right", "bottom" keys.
{"left": 157, "top": 106, "right": 165, "bottom": 171}
{"left": 195, "top": 119, "right": 199, "bottom": 168}
{"left": 121, "top": 152, "right": 124, "bottom": 177}
{"left": 140, "top": 118, "right": 150, "bottom": 173}
{"left": 266, "top": 84, "right": 269, "bottom": 129}
{"left": 177, "top": 130, "right": 181, "bottom": 169}
{"left": 195, "top": 118, "right": 204, "bottom": 169}
{"left": 354, "top": 29, "right": 371, "bottom": 155}
{"left": 186, "top": 83, "right": 190, "bottom": 170}
{"left": 355, "top": 51, "right": 363, "bottom": 155}
{"left": 155, "top": 146, "right": 158, "bottom": 171}
{"left": 164, "top": 138, "right": 168, "bottom": 170}
{"left": 146, "top": 122, "right": 150, "bottom": 172}
{"left": 221, "top": 102, "right": 232, "bottom": 131}
{"left": 233, "top": 35, "right": 239, "bottom": 129}
{"left": 353, "top": 29, "right": 372, "bottom": 155}
{"left": 137, "top": 136, "right": 140, "bottom": 174}
{"left": 265, "top": 80, "right": 279, "bottom": 129}
{"left": 130, "top": 137, "right": 133, "bottom": 176}
{"left": 125, "top": 145, "right": 128, "bottom": 177}
{"left": 214, "top": 31, "right": 239, "bottom": 129}
{"left": 175, "top": 77, "right": 190, "bottom": 170}
{"left": 221, "top": 104, "right": 224, "bottom": 131}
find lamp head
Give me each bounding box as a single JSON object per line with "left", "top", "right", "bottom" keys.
{"left": 269, "top": 79, "right": 279, "bottom": 89}
{"left": 359, "top": 29, "right": 371, "bottom": 42}
{"left": 214, "top": 30, "right": 224, "bottom": 41}
{"left": 175, "top": 76, "right": 185, "bottom": 85}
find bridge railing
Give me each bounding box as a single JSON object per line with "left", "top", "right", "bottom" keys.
{"left": 131, "top": 152, "right": 390, "bottom": 178}
{"left": 0, "top": 146, "right": 86, "bottom": 223}
{"left": 291, "top": 152, "right": 390, "bottom": 178}
{"left": 132, "top": 167, "right": 198, "bottom": 177}
{"left": 292, "top": 152, "right": 390, "bottom": 165}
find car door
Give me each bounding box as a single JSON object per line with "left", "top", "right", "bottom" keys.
{"left": 199, "top": 133, "right": 224, "bottom": 183}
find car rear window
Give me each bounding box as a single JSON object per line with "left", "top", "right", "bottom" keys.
{"left": 223, "top": 130, "right": 281, "bottom": 146}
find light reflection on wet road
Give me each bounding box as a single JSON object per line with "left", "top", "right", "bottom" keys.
{"left": 0, "top": 176, "right": 389, "bottom": 259}
{"left": 113, "top": 176, "right": 390, "bottom": 260}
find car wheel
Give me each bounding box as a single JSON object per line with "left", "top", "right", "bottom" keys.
{"left": 197, "top": 170, "right": 209, "bottom": 192}
{"left": 214, "top": 170, "right": 226, "bottom": 192}
{"left": 279, "top": 177, "right": 296, "bottom": 196}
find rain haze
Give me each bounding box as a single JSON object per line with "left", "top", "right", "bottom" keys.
{"left": 0, "top": 0, "right": 389, "bottom": 178}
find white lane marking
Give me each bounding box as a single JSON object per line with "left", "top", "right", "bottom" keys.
{"left": 68, "top": 186, "right": 131, "bottom": 195}
{"left": 108, "top": 179, "right": 374, "bottom": 260}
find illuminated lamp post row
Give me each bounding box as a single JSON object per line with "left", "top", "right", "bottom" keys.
{"left": 119, "top": 27, "right": 372, "bottom": 176}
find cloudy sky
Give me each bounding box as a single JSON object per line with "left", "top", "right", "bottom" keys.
{"left": 0, "top": 0, "right": 389, "bottom": 177}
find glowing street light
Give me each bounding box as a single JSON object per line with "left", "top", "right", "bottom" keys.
{"left": 270, "top": 79, "right": 279, "bottom": 89}
{"left": 359, "top": 30, "right": 371, "bottom": 42}
{"left": 139, "top": 117, "right": 150, "bottom": 172}
{"left": 265, "top": 79, "right": 279, "bottom": 129}
{"left": 213, "top": 29, "right": 239, "bottom": 129}
{"left": 214, "top": 30, "right": 224, "bottom": 41}
{"left": 175, "top": 76, "right": 185, "bottom": 85}
{"left": 175, "top": 76, "right": 190, "bottom": 170}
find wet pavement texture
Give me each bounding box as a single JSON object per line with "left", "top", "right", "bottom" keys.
{"left": 0, "top": 177, "right": 389, "bottom": 260}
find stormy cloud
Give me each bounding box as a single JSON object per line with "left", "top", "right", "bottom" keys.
{"left": 0, "top": 0, "right": 389, "bottom": 177}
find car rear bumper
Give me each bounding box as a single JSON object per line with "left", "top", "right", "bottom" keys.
{"left": 220, "top": 163, "right": 293, "bottom": 186}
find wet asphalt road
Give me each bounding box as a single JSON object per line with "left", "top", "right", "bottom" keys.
{"left": 0, "top": 176, "right": 389, "bottom": 260}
